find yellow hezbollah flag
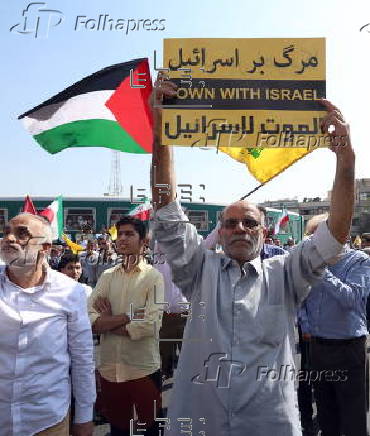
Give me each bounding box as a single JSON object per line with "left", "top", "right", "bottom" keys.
{"left": 62, "top": 234, "right": 84, "bottom": 254}
{"left": 108, "top": 225, "right": 117, "bottom": 241}
{"left": 220, "top": 146, "right": 312, "bottom": 184}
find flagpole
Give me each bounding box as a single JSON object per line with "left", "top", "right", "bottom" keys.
{"left": 240, "top": 183, "right": 265, "bottom": 200}
{"left": 287, "top": 205, "right": 293, "bottom": 240}
{"left": 239, "top": 145, "right": 316, "bottom": 202}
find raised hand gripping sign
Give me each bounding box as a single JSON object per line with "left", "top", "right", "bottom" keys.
{"left": 162, "top": 38, "right": 328, "bottom": 150}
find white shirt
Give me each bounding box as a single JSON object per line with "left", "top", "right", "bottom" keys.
{"left": 81, "top": 283, "right": 93, "bottom": 298}
{"left": 0, "top": 268, "right": 96, "bottom": 436}
{"left": 154, "top": 259, "right": 188, "bottom": 313}
{"left": 153, "top": 201, "right": 342, "bottom": 436}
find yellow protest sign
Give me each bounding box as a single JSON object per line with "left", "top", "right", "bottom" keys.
{"left": 162, "top": 38, "right": 328, "bottom": 149}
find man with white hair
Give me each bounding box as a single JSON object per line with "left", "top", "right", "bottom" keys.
{"left": 0, "top": 213, "right": 95, "bottom": 436}
{"left": 150, "top": 76, "right": 355, "bottom": 436}
{"left": 299, "top": 213, "right": 370, "bottom": 436}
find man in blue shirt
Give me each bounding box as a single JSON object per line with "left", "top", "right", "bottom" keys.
{"left": 299, "top": 214, "right": 370, "bottom": 436}
{"left": 260, "top": 241, "right": 287, "bottom": 260}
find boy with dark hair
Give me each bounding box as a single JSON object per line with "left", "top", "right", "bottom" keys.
{"left": 58, "top": 254, "right": 92, "bottom": 298}
{"left": 88, "top": 217, "right": 164, "bottom": 436}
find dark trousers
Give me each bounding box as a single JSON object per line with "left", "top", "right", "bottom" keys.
{"left": 100, "top": 370, "right": 162, "bottom": 436}
{"left": 310, "top": 336, "right": 367, "bottom": 436}
{"left": 297, "top": 326, "right": 314, "bottom": 429}
{"left": 159, "top": 312, "right": 187, "bottom": 378}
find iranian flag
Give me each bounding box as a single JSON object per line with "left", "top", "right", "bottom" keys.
{"left": 128, "top": 198, "right": 152, "bottom": 221}
{"left": 19, "top": 59, "right": 153, "bottom": 154}
{"left": 39, "top": 195, "right": 64, "bottom": 240}
{"left": 274, "top": 209, "right": 289, "bottom": 235}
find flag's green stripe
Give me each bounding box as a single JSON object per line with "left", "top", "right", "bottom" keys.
{"left": 34, "top": 119, "right": 148, "bottom": 154}
{"left": 57, "top": 195, "right": 64, "bottom": 238}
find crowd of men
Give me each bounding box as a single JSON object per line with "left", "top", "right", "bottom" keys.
{"left": 0, "top": 77, "right": 370, "bottom": 436}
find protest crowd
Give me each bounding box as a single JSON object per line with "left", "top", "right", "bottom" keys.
{"left": 1, "top": 76, "right": 370, "bottom": 436}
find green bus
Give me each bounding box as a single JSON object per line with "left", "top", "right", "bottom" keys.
{"left": 0, "top": 197, "right": 303, "bottom": 243}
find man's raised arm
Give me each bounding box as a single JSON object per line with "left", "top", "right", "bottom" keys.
{"left": 283, "top": 100, "right": 356, "bottom": 306}
{"left": 150, "top": 76, "right": 205, "bottom": 298}
{"left": 151, "top": 75, "right": 177, "bottom": 209}
{"left": 321, "top": 99, "right": 355, "bottom": 243}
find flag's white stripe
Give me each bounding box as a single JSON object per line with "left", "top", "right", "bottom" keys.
{"left": 23, "top": 90, "right": 116, "bottom": 136}
{"left": 129, "top": 202, "right": 152, "bottom": 215}
{"left": 49, "top": 200, "right": 59, "bottom": 240}
{"left": 274, "top": 209, "right": 288, "bottom": 234}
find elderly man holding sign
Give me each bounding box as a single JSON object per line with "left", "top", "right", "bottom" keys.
{"left": 151, "top": 76, "right": 356, "bottom": 436}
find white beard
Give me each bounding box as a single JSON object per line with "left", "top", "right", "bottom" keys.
{"left": 0, "top": 246, "right": 39, "bottom": 268}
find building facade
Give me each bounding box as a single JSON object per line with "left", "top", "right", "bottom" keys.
{"left": 260, "top": 178, "right": 370, "bottom": 235}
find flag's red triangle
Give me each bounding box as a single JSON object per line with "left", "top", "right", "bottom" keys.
{"left": 23, "top": 195, "right": 37, "bottom": 215}
{"left": 106, "top": 59, "right": 153, "bottom": 153}
{"left": 39, "top": 208, "right": 54, "bottom": 223}
{"left": 22, "top": 195, "right": 55, "bottom": 223}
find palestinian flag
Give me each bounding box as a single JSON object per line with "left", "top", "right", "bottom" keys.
{"left": 128, "top": 198, "right": 152, "bottom": 221}
{"left": 19, "top": 59, "right": 153, "bottom": 154}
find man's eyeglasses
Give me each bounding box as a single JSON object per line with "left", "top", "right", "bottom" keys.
{"left": 3, "top": 225, "right": 46, "bottom": 246}
{"left": 223, "top": 218, "right": 262, "bottom": 230}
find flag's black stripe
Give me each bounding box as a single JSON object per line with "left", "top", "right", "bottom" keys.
{"left": 19, "top": 58, "right": 147, "bottom": 119}
{"left": 163, "top": 79, "right": 326, "bottom": 111}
